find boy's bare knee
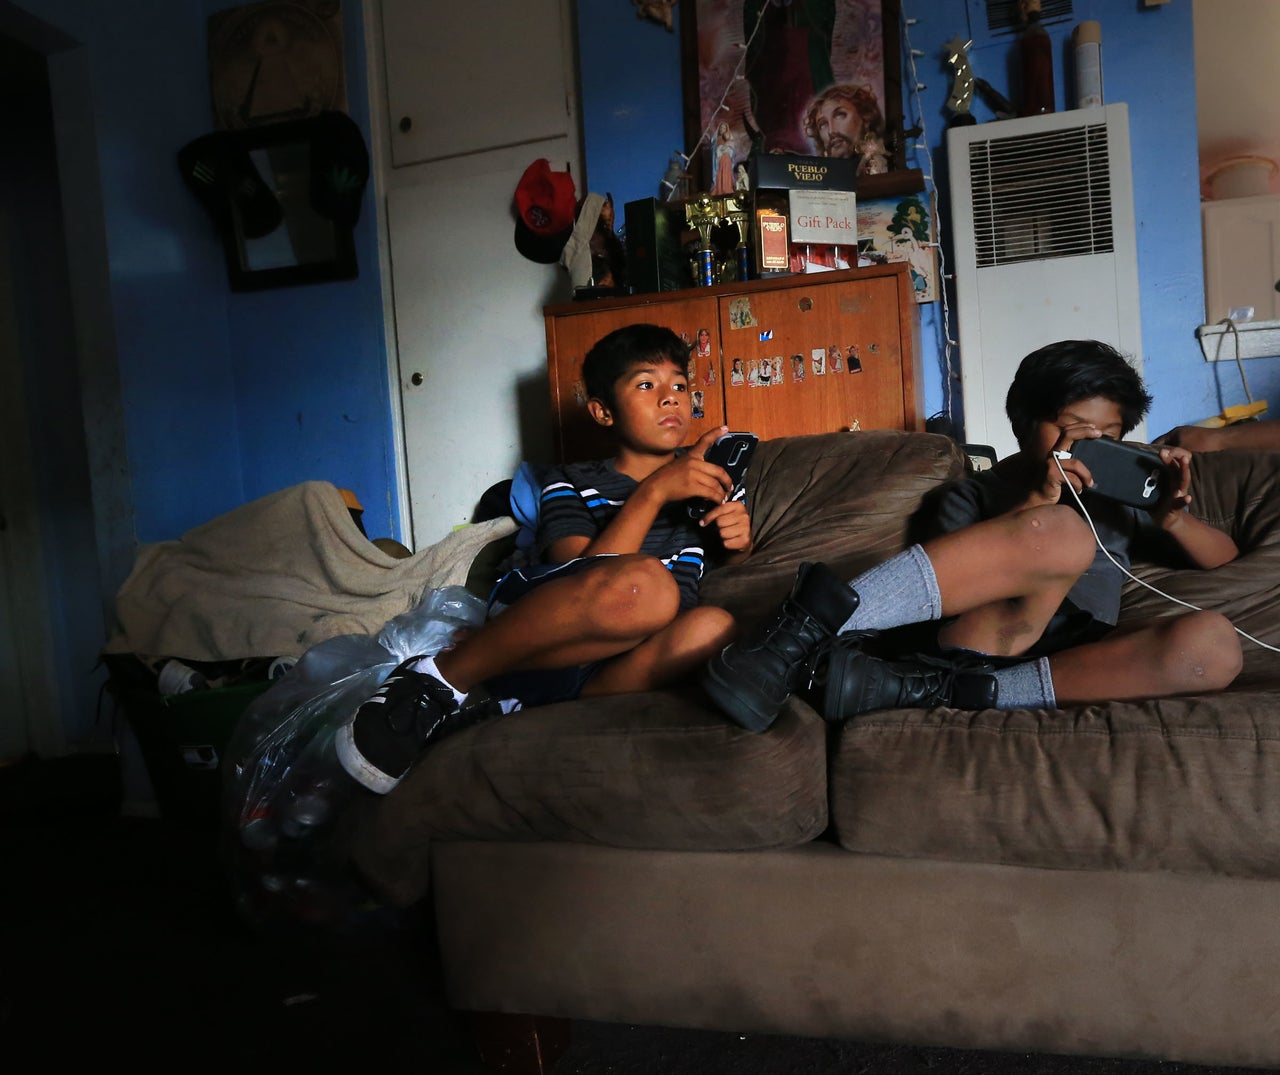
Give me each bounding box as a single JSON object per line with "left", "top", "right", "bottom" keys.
{"left": 1015, "top": 505, "right": 1095, "bottom": 575}
{"left": 1162, "top": 611, "right": 1243, "bottom": 691}
{"left": 592, "top": 555, "right": 680, "bottom": 631}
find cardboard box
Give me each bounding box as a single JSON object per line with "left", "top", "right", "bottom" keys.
{"left": 789, "top": 188, "right": 858, "bottom": 245}
{"left": 757, "top": 211, "right": 791, "bottom": 272}
{"left": 747, "top": 152, "right": 857, "bottom": 192}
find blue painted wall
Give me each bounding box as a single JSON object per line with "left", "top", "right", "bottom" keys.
{"left": 14, "top": 0, "right": 1274, "bottom": 553}
{"left": 16, "top": 0, "right": 399, "bottom": 545}
{"left": 577, "top": 1, "right": 1279, "bottom": 439}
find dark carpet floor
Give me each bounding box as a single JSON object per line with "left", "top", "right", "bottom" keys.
{"left": 0, "top": 753, "right": 1269, "bottom": 1074}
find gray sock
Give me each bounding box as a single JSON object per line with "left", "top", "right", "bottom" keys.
{"left": 992, "top": 657, "right": 1056, "bottom": 709}
{"left": 838, "top": 544, "right": 943, "bottom": 634}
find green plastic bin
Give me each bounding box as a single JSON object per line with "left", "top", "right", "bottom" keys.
{"left": 121, "top": 680, "right": 271, "bottom": 828}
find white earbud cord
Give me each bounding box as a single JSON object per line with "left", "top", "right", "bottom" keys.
{"left": 1051, "top": 455, "right": 1280, "bottom": 653}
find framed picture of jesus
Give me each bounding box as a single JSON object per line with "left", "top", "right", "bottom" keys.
{"left": 681, "top": 0, "right": 905, "bottom": 194}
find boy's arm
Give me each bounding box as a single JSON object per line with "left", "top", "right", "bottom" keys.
{"left": 546, "top": 482, "right": 671, "bottom": 561}
{"left": 1157, "top": 510, "right": 1238, "bottom": 569}
{"left": 1154, "top": 421, "right": 1280, "bottom": 454}
{"left": 542, "top": 430, "right": 736, "bottom": 562}
{"left": 1148, "top": 445, "right": 1239, "bottom": 569}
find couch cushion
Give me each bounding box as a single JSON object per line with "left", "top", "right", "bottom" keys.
{"left": 828, "top": 445, "right": 1280, "bottom": 878}
{"left": 828, "top": 695, "right": 1280, "bottom": 879}
{"left": 351, "top": 692, "right": 828, "bottom": 906}
{"left": 702, "top": 430, "right": 964, "bottom": 626}
{"left": 1122, "top": 448, "right": 1280, "bottom": 686}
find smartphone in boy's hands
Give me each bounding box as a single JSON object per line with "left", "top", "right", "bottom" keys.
{"left": 688, "top": 432, "right": 758, "bottom": 518}
{"left": 1068, "top": 437, "right": 1167, "bottom": 509}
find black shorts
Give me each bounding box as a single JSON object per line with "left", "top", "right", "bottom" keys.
{"left": 871, "top": 600, "right": 1114, "bottom": 667}
{"left": 482, "top": 556, "right": 615, "bottom": 707}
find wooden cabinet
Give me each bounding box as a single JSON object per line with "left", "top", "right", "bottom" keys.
{"left": 543, "top": 264, "right": 922, "bottom": 462}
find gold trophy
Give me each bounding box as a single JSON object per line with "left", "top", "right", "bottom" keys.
{"left": 719, "top": 192, "right": 751, "bottom": 282}
{"left": 685, "top": 193, "right": 720, "bottom": 287}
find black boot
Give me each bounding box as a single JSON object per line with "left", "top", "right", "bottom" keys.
{"left": 701, "top": 562, "right": 861, "bottom": 732}
{"left": 805, "top": 637, "right": 999, "bottom": 722}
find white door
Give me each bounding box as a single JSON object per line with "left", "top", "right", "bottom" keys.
{"left": 373, "top": 0, "right": 580, "bottom": 549}
{"left": 388, "top": 144, "right": 573, "bottom": 544}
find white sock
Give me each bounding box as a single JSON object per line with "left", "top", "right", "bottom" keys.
{"left": 408, "top": 654, "right": 468, "bottom": 706}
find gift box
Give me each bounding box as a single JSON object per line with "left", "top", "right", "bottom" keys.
{"left": 747, "top": 152, "right": 857, "bottom": 192}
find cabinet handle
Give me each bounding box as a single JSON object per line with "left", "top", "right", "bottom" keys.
{"left": 410, "top": 372, "right": 423, "bottom": 386}
{"left": 399, "top": 115, "right": 412, "bottom": 133}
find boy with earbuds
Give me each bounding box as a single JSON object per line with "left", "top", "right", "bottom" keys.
{"left": 702, "top": 340, "right": 1242, "bottom": 733}
{"left": 337, "top": 323, "right": 753, "bottom": 794}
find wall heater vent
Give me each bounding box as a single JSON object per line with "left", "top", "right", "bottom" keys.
{"left": 948, "top": 104, "right": 1143, "bottom": 460}
{"left": 983, "top": 0, "right": 1073, "bottom": 35}
{"left": 969, "top": 121, "right": 1113, "bottom": 267}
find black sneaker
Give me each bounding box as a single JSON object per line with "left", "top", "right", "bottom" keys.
{"left": 804, "top": 636, "right": 998, "bottom": 722}
{"left": 701, "top": 562, "right": 862, "bottom": 733}
{"left": 334, "top": 657, "right": 463, "bottom": 794}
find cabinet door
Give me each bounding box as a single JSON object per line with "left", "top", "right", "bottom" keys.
{"left": 1203, "top": 196, "right": 1280, "bottom": 323}
{"left": 546, "top": 298, "right": 726, "bottom": 462}
{"left": 718, "top": 274, "right": 913, "bottom": 439}
{"left": 381, "top": 0, "right": 572, "bottom": 168}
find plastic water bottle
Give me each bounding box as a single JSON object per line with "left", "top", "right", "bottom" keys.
{"left": 157, "top": 659, "right": 208, "bottom": 696}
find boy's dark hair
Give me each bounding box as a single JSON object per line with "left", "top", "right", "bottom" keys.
{"left": 1005, "top": 340, "right": 1153, "bottom": 444}
{"left": 582, "top": 323, "right": 690, "bottom": 410}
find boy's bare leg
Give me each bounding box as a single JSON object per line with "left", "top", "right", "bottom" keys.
{"left": 583, "top": 605, "right": 736, "bottom": 696}
{"left": 1047, "top": 611, "right": 1243, "bottom": 704}
{"left": 436, "top": 554, "right": 681, "bottom": 692}
{"left": 924, "top": 505, "right": 1097, "bottom": 656}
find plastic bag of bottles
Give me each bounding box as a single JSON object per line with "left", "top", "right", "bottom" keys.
{"left": 222, "top": 585, "right": 487, "bottom": 926}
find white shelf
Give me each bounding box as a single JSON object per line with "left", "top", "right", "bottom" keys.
{"left": 1197, "top": 320, "right": 1280, "bottom": 362}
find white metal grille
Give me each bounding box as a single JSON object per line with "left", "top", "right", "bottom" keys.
{"left": 967, "top": 122, "right": 1113, "bottom": 268}
{"left": 984, "top": 0, "right": 1074, "bottom": 34}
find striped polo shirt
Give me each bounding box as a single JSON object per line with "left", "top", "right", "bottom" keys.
{"left": 536, "top": 459, "right": 709, "bottom": 610}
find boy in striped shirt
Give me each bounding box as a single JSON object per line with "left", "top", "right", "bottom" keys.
{"left": 337, "top": 323, "right": 753, "bottom": 794}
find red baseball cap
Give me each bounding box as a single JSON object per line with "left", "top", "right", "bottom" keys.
{"left": 514, "top": 158, "right": 577, "bottom": 263}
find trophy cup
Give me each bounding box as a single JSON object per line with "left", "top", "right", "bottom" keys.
{"left": 685, "top": 193, "right": 720, "bottom": 287}
{"left": 719, "top": 192, "right": 751, "bottom": 283}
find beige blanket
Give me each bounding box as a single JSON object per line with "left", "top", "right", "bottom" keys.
{"left": 104, "top": 480, "right": 516, "bottom": 662}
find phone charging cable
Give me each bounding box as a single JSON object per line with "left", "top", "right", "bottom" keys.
{"left": 1050, "top": 452, "right": 1280, "bottom": 654}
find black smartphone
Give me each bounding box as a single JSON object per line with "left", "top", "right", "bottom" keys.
{"left": 1068, "top": 438, "right": 1167, "bottom": 509}
{"left": 688, "top": 432, "right": 759, "bottom": 518}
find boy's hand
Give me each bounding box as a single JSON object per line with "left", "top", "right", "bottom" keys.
{"left": 700, "top": 497, "right": 752, "bottom": 552}
{"left": 641, "top": 426, "right": 734, "bottom": 506}
{"left": 1038, "top": 423, "right": 1101, "bottom": 503}
{"left": 1150, "top": 444, "right": 1194, "bottom": 523}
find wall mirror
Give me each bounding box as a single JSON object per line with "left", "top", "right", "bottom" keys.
{"left": 220, "top": 117, "right": 358, "bottom": 291}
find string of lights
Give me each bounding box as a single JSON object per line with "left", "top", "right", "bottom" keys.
{"left": 662, "top": 0, "right": 774, "bottom": 201}
{"left": 900, "top": 4, "right": 959, "bottom": 426}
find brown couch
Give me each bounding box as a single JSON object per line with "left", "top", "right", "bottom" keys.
{"left": 348, "top": 430, "right": 1280, "bottom": 1071}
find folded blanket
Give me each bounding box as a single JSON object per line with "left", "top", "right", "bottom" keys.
{"left": 104, "top": 480, "right": 515, "bottom": 662}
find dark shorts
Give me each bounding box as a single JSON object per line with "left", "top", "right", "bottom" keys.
{"left": 872, "top": 600, "right": 1114, "bottom": 667}
{"left": 482, "top": 556, "right": 615, "bottom": 708}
